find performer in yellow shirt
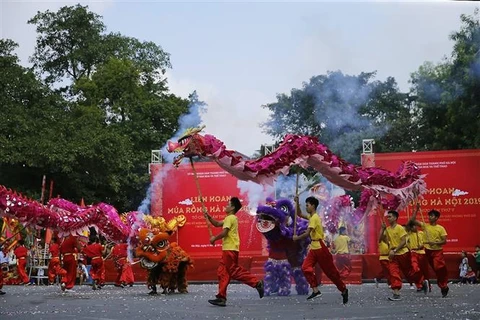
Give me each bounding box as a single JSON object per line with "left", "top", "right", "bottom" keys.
{"left": 204, "top": 197, "right": 264, "bottom": 307}
{"left": 406, "top": 221, "right": 431, "bottom": 292}
{"left": 380, "top": 210, "right": 427, "bottom": 301}
{"left": 333, "top": 227, "right": 351, "bottom": 280}
{"left": 409, "top": 204, "right": 449, "bottom": 298}
{"left": 374, "top": 229, "right": 391, "bottom": 288}
{"left": 293, "top": 196, "right": 348, "bottom": 304}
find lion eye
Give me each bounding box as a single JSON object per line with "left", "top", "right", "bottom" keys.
{"left": 280, "top": 205, "right": 289, "bottom": 213}
{"left": 156, "top": 240, "right": 168, "bottom": 249}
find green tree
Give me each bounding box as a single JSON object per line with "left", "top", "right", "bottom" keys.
{"left": 262, "top": 71, "right": 411, "bottom": 163}
{"left": 410, "top": 9, "right": 480, "bottom": 150}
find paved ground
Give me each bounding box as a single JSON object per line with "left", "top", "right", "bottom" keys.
{"left": 1, "top": 282, "right": 479, "bottom": 320}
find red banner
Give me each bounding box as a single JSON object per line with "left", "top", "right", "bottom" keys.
{"left": 150, "top": 162, "right": 265, "bottom": 258}
{"left": 375, "top": 149, "right": 480, "bottom": 253}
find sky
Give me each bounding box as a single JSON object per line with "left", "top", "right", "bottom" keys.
{"left": 2, "top": 0, "right": 480, "bottom": 157}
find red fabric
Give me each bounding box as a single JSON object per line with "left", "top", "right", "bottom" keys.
{"left": 302, "top": 240, "right": 346, "bottom": 293}
{"left": 388, "top": 252, "right": 424, "bottom": 290}
{"left": 410, "top": 252, "right": 429, "bottom": 283}
{"left": 83, "top": 243, "right": 103, "bottom": 258}
{"left": 335, "top": 254, "right": 352, "bottom": 280}
{"left": 60, "top": 236, "right": 78, "bottom": 255}
{"left": 16, "top": 258, "right": 29, "bottom": 284}
{"left": 49, "top": 243, "right": 60, "bottom": 257}
{"left": 112, "top": 244, "right": 128, "bottom": 258}
{"left": 216, "top": 250, "right": 258, "bottom": 300}
{"left": 90, "top": 257, "right": 105, "bottom": 284}
{"left": 62, "top": 254, "right": 77, "bottom": 289}
{"left": 425, "top": 249, "right": 448, "bottom": 289}
{"left": 14, "top": 246, "right": 28, "bottom": 259}
{"left": 376, "top": 260, "right": 391, "bottom": 284}
{"left": 48, "top": 257, "right": 67, "bottom": 283}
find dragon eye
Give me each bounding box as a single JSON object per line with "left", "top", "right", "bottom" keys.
{"left": 156, "top": 240, "right": 168, "bottom": 249}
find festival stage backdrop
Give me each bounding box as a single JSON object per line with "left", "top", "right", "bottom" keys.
{"left": 374, "top": 149, "right": 480, "bottom": 253}
{"left": 150, "top": 162, "right": 265, "bottom": 258}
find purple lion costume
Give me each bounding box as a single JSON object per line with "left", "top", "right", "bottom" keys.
{"left": 256, "top": 198, "right": 310, "bottom": 296}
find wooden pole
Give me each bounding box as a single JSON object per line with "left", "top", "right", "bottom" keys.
{"left": 189, "top": 158, "right": 213, "bottom": 237}
{"left": 294, "top": 170, "right": 300, "bottom": 236}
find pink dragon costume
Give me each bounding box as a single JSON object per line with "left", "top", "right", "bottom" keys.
{"left": 167, "top": 127, "right": 427, "bottom": 218}
{"left": 0, "top": 185, "right": 193, "bottom": 295}
{"left": 256, "top": 198, "right": 309, "bottom": 296}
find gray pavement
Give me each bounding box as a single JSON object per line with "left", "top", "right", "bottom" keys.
{"left": 1, "top": 282, "right": 480, "bottom": 320}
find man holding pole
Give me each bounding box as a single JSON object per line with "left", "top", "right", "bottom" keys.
{"left": 293, "top": 196, "right": 349, "bottom": 304}
{"left": 409, "top": 204, "right": 449, "bottom": 297}
{"left": 203, "top": 197, "right": 264, "bottom": 307}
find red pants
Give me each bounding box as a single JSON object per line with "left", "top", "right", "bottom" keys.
{"left": 376, "top": 259, "right": 391, "bottom": 284}
{"left": 216, "top": 250, "right": 258, "bottom": 300}
{"left": 17, "top": 258, "right": 29, "bottom": 284}
{"left": 425, "top": 249, "right": 448, "bottom": 289}
{"left": 388, "top": 252, "right": 424, "bottom": 290}
{"left": 115, "top": 259, "right": 135, "bottom": 285}
{"left": 302, "top": 241, "right": 346, "bottom": 293}
{"left": 411, "top": 252, "right": 429, "bottom": 282}
{"left": 48, "top": 257, "right": 67, "bottom": 283}
{"left": 90, "top": 257, "right": 105, "bottom": 284}
{"left": 62, "top": 255, "right": 77, "bottom": 289}
{"left": 335, "top": 254, "right": 352, "bottom": 280}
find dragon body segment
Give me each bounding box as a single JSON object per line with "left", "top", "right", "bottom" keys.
{"left": 167, "top": 129, "right": 426, "bottom": 213}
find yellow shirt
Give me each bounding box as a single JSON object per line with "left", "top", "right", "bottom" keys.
{"left": 407, "top": 231, "right": 425, "bottom": 254}
{"left": 385, "top": 224, "right": 409, "bottom": 255}
{"left": 334, "top": 235, "right": 350, "bottom": 254}
{"left": 421, "top": 223, "right": 447, "bottom": 250}
{"left": 222, "top": 214, "right": 240, "bottom": 251}
{"left": 378, "top": 240, "right": 390, "bottom": 261}
{"left": 308, "top": 214, "right": 324, "bottom": 250}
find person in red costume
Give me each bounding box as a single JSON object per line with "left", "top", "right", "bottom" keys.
{"left": 13, "top": 239, "right": 30, "bottom": 285}
{"left": 48, "top": 237, "right": 67, "bottom": 285}
{"left": 60, "top": 234, "right": 82, "bottom": 292}
{"left": 111, "top": 241, "right": 135, "bottom": 287}
{"left": 82, "top": 236, "right": 106, "bottom": 290}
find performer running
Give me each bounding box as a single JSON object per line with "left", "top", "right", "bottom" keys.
{"left": 83, "top": 236, "right": 106, "bottom": 290}
{"left": 406, "top": 221, "right": 431, "bottom": 292}
{"left": 60, "top": 234, "right": 82, "bottom": 292}
{"left": 293, "top": 196, "right": 348, "bottom": 304}
{"left": 409, "top": 204, "right": 450, "bottom": 297}
{"left": 13, "top": 239, "right": 30, "bottom": 285}
{"left": 47, "top": 237, "right": 67, "bottom": 285}
{"left": 203, "top": 197, "right": 264, "bottom": 307}
{"left": 111, "top": 241, "right": 135, "bottom": 287}
{"left": 333, "top": 226, "right": 352, "bottom": 280}
{"left": 381, "top": 210, "right": 427, "bottom": 301}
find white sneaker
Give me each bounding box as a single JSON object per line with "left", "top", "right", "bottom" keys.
{"left": 374, "top": 278, "right": 379, "bottom": 288}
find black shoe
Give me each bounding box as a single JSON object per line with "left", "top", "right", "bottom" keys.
{"left": 256, "top": 280, "right": 264, "bottom": 299}
{"left": 208, "top": 298, "right": 226, "bottom": 307}
{"left": 388, "top": 294, "right": 401, "bottom": 301}
{"left": 441, "top": 286, "right": 449, "bottom": 298}
{"left": 341, "top": 288, "right": 349, "bottom": 304}
{"left": 148, "top": 290, "right": 158, "bottom": 295}
{"left": 0, "top": 290, "right": 5, "bottom": 295}
{"left": 307, "top": 290, "right": 322, "bottom": 300}
{"left": 422, "top": 280, "right": 429, "bottom": 295}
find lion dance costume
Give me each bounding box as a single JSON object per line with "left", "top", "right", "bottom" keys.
{"left": 256, "top": 198, "right": 309, "bottom": 296}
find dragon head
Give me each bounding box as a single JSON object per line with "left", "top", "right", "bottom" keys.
{"left": 167, "top": 126, "right": 206, "bottom": 167}
{"left": 135, "top": 228, "right": 172, "bottom": 269}
{"left": 256, "top": 198, "right": 295, "bottom": 240}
